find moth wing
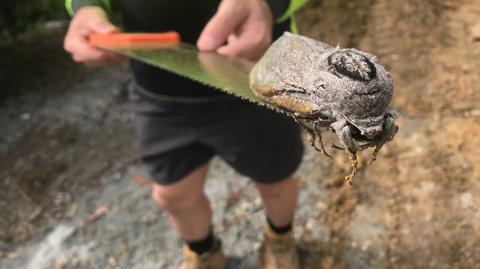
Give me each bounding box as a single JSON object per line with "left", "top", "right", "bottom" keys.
{"left": 250, "top": 32, "right": 332, "bottom": 94}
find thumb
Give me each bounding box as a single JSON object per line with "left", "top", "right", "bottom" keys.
{"left": 197, "top": 2, "right": 248, "bottom": 51}
{"left": 83, "top": 11, "right": 118, "bottom": 34}
{"left": 92, "top": 19, "right": 118, "bottom": 34}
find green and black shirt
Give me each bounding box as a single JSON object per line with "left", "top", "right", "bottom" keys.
{"left": 66, "top": 0, "right": 308, "bottom": 97}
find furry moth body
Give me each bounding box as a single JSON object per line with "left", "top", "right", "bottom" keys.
{"left": 250, "top": 32, "right": 398, "bottom": 184}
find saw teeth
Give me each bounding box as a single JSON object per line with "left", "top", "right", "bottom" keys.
{"left": 111, "top": 49, "right": 292, "bottom": 117}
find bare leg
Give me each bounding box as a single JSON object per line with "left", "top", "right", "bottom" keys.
{"left": 151, "top": 163, "right": 211, "bottom": 241}
{"left": 256, "top": 176, "right": 298, "bottom": 227}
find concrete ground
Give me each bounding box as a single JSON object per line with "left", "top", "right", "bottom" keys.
{"left": 1, "top": 0, "right": 480, "bottom": 268}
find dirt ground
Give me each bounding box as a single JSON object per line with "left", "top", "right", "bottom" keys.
{"left": 1, "top": 0, "right": 480, "bottom": 268}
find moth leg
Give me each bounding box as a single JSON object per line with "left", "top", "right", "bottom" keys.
{"left": 304, "top": 126, "right": 319, "bottom": 150}
{"left": 358, "top": 142, "right": 376, "bottom": 151}
{"left": 313, "top": 126, "right": 333, "bottom": 159}
{"left": 293, "top": 116, "right": 315, "bottom": 145}
{"left": 368, "top": 146, "right": 381, "bottom": 165}
{"left": 368, "top": 116, "right": 399, "bottom": 165}
{"left": 338, "top": 125, "right": 358, "bottom": 185}
{"left": 346, "top": 154, "right": 359, "bottom": 186}
{"left": 331, "top": 143, "right": 345, "bottom": 150}
{"left": 293, "top": 117, "right": 332, "bottom": 159}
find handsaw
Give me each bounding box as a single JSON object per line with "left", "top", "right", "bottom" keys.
{"left": 89, "top": 32, "right": 397, "bottom": 184}
{"left": 89, "top": 32, "right": 286, "bottom": 114}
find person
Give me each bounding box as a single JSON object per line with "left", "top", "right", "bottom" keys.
{"left": 63, "top": 0, "right": 308, "bottom": 268}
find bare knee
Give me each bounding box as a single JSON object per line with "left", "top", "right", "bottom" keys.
{"left": 151, "top": 184, "right": 204, "bottom": 214}
{"left": 150, "top": 163, "right": 209, "bottom": 213}
{"left": 256, "top": 176, "right": 297, "bottom": 199}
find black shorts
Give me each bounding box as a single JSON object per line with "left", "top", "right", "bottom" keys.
{"left": 130, "top": 83, "right": 304, "bottom": 185}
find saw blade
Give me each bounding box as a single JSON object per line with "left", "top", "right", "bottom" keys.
{"left": 91, "top": 36, "right": 289, "bottom": 115}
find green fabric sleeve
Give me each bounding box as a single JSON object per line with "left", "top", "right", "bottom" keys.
{"left": 276, "top": 0, "right": 308, "bottom": 33}
{"left": 65, "top": 0, "right": 112, "bottom": 17}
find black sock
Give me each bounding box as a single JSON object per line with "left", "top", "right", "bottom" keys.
{"left": 186, "top": 229, "right": 217, "bottom": 255}
{"left": 267, "top": 217, "right": 293, "bottom": 235}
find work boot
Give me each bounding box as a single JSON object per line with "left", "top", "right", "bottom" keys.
{"left": 258, "top": 226, "right": 300, "bottom": 269}
{"left": 179, "top": 241, "right": 227, "bottom": 269}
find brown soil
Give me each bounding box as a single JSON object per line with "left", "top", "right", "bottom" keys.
{"left": 298, "top": 0, "right": 480, "bottom": 268}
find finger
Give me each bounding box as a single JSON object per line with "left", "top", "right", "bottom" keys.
{"left": 69, "top": 41, "right": 123, "bottom": 65}
{"left": 227, "top": 33, "right": 239, "bottom": 44}
{"left": 72, "top": 51, "right": 105, "bottom": 64}
{"left": 197, "top": 1, "right": 248, "bottom": 51}
{"left": 74, "top": 19, "right": 119, "bottom": 37}
{"left": 68, "top": 22, "right": 121, "bottom": 63}
{"left": 71, "top": 8, "right": 119, "bottom": 34}
{"left": 217, "top": 39, "right": 258, "bottom": 61}
{"left": 85, "top": 18, "right": 119, "bottom": 34}
{"left": 217, "top": 25, "right": 271, "bottom": 61}
{"left": 69, "top": 34, "right": 106, "bottom": 60}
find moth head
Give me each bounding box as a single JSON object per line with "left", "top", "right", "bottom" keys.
{"left": 323, "top": 48, "right": 394, "bottom": 123}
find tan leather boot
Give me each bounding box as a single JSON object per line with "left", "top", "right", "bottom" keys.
{"left": 259, "top": 226, "right": 300, "bottom": 269}
{"left": 179, "top": 242, "right": 227, "bottom": 269}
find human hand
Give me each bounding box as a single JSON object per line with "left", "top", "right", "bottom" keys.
{"left": 64, "top": 6, "right": 125, "bottom": 67}
{"left": 197, "top": 0, "right": 273, "bottom": 61}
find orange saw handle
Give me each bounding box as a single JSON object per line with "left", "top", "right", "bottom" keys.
{"left": 89, "top": 31, "right": 181, "bottom": 46}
